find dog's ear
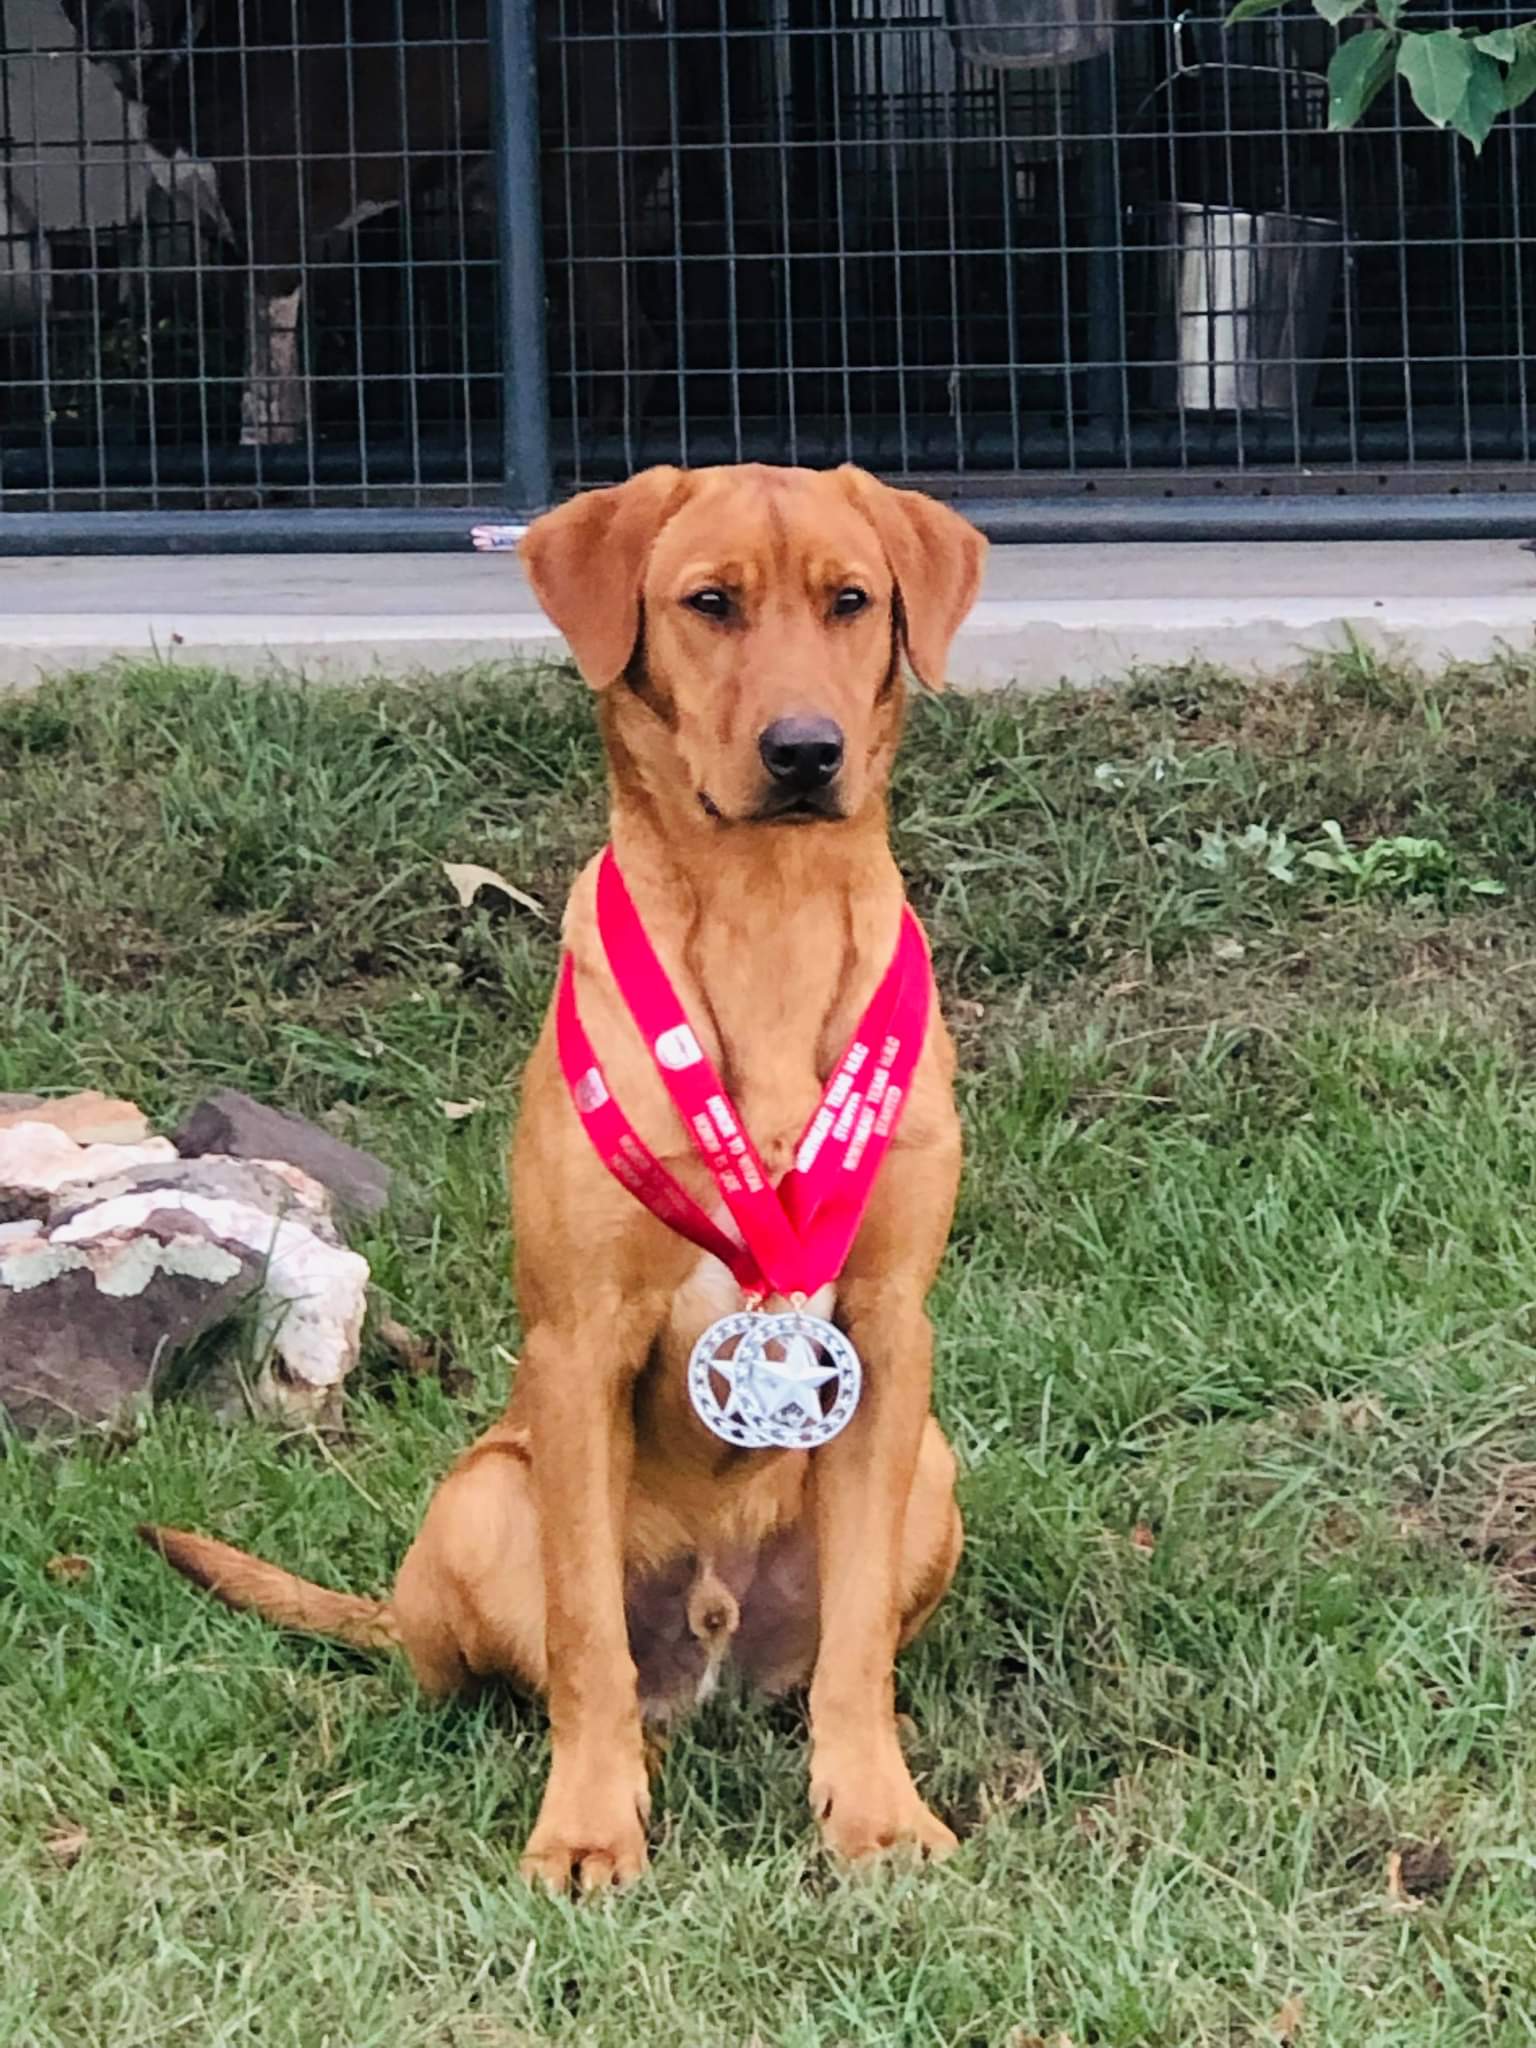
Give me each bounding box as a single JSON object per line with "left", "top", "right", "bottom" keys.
{"left": 836, "top": 467, "right": 987, "bottom": 692}
{"left": 519, "top": 466, "right": 686, "bottom": 688}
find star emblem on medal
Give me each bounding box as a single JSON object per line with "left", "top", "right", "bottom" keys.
{"left": 726, "top": 1330, "right": 838, "bottom": 1428}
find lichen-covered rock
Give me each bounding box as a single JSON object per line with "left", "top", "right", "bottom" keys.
{"left": 0, "top": 1091, "right": 153, "bottom": 1145}
{"left": 0, "top": 1123, "right": 179, "bottom": 1224}
{"left": 0, "top": 1210, "right": 259, "bottom": 1435}
{"left": 0, "top": 1135, "right": 371, "bottom": 1435}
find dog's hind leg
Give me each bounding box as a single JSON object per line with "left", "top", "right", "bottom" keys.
{"left": 391, "top": 1421, "right": 548, "bottom": 1701}
{"left": 731, "top": 1416, "right": 962, "bottom": 1700}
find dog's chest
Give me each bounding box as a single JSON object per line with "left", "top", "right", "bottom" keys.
{"left": 666, "top": 1246, "right": 836, "bottom": 1353}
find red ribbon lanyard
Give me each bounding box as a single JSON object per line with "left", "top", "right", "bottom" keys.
{"left": 555, "top": 847, "right": 932, "bottom": 1302}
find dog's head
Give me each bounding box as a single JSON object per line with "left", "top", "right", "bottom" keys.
{"left": 59, "top": 1, "right": 205, "bottom": 94}
{"left": 520, "top": 463, "right": 986, "bottom": 830}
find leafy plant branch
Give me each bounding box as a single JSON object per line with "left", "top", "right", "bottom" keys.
{"left": 1223, "top": 1, "right": 1536, "bottom": 147}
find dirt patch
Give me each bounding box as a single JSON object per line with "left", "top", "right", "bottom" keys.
{"left": 1462, "top": 1461, "right": 1536, "bottom": 1616}
{"left": 1390, "top": 1838, "right": 1455, "bottom": 1902}
{"left": 1386, "top": 1442, "right": 1536, "bottom": 1624}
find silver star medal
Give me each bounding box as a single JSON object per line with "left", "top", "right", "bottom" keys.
{"left": 688, "top": 1309, "right": 862, "bottom": 1451}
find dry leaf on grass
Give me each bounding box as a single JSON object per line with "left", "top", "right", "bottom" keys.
{"left": 441, "top": 862, "right": 546, "bottom": 920}
{"left": 1267, "top": 1993, "right": 1305, "bottom": 2041}
{"left": 437, "top": 1099, "right": 485, "bottom": 1121}
{"left": 44, "top": 1554, "right": 92, "bottom": 1584}
{"left": 375, "top": 1316, "right": 438, "bottom": 1375}
{"left": 1130, "top": 1522, "right": 1157, "bottom": 1553}
{"left": 375, "top": 1316, "right": 449, "bottom": 1377}
{"left": 373, "top": 1315, "right": 475, "bottom": 1399}
{"left": 1339, "top": 1396, "right": 1386, "bottom": 1434}
{"left": 43, "top": 1823, "right": 89, "bottom": 1868}
{"left": 980, "top": 1750, "right": 1046, "bottom": 1818}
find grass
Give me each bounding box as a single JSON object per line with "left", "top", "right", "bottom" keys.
{"left": 6, "top": 650, "right": 1536, "bottom": 2045}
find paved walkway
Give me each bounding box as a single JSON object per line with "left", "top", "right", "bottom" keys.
{"left": 3, "top": 539, "right": 1534, "bottom": 689}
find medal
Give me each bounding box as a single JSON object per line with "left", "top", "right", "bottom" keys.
{"left": 557, "top": 849, "right": 933, "bottom": 1453}
{"left": 687, "top": 1309, "right": 862, "bottom": 1452}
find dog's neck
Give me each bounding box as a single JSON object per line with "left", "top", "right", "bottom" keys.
{"left": 611, "top": 787, "right": 897, "bottom": 901}
{"left": 606, "top": 792, "right": 906, "bottom": 1128}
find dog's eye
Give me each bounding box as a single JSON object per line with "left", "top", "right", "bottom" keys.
{"left": 685, "top": 588, "right": 733, "bottom": 621}
{"left": 832, "top": 586, "right": 869, "bottom": 618}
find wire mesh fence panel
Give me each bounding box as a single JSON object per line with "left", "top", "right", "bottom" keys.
{"left": 3, "top": 0, "right": 1536, "bottom": 515}
{"left": 545, "top": 0, "right": 1536, "bottom": 490}
{"left": 1, "top": 0, "right": 499, "bottom": 510}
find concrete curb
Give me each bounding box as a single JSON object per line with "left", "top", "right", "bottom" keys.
{"left": 3, "top": 541, "right": 1534, "bottom": 690}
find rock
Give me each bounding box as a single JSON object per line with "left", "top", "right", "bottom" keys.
{"left": 51, "top": 1162, "right": 369, "bottom": 1416}
{"left": 0, "top": 1153, "right": 370, "bottom": 1435}
{"left": 0, "top": 1209, "right": 260, "bottom": 1435}
{"left": 0, "top": 1091, "right": 153, "bottom": 1145}
{"left": 48, "top": 1155, "right": 344, "bottom": 1242}
{"left": 0, "top": 1124, "right": 179, "bottom": 1223}
{"left": 172, "top": 1089, "right": 392, "bottom": 1219}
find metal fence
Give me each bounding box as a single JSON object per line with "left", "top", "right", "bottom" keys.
{"left": 3, "top": 0, "right": 1536, "bottom": 544}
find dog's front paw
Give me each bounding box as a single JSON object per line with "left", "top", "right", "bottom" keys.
{"left": 520, "top": 1751, "right": 651, "bottom": 1894}
{"left": 810, "top": 1740, "right": 958, "bottom": 1865}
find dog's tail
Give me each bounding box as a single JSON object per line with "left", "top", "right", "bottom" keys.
{"left": 138, "top": 1525, "right": 399, "bottom": 1653}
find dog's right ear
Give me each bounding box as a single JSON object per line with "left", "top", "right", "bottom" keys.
{"left": 519, "top": 467, "right": 686, "bottom": 689}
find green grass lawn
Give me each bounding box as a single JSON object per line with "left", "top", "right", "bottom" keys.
{"left": 6, "top": 651, "right": 1536, "bottom": 2046}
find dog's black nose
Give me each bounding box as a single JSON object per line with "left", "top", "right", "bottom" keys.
{"left": 758, "top": 717, "right": 845, "bottom": 791}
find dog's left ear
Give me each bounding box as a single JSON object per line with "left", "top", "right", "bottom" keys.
{"left": 836, "top": 466, "right": 987, "bottom": 691}
{"left": 519, "top": 466, "right": 686, "bottom": 688}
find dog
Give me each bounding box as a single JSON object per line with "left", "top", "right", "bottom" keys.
{"left": 143, "top": 462, "right": 988, "bottom": 1891}
{"left": 61, "top": 0, "right": 696, "bottom": 445}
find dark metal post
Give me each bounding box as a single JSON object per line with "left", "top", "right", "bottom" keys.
{"left": 1079, "top": 53, "right": 1122, "bottom": 455}
{"left": 490, "top": 0, "right": 553, "bottom": 513}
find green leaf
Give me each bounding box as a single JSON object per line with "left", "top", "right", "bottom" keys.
{"left": 1397, "top": 29, "right": 1475, "bottom": 127}
{"left": 1504, "top": 30, "right": 1536, "bottom": 108}
{"left": 1224, "top": 0, "right": 1291, "bottom": 23}
{"left": 1326, "top": 29, "right": 1398, "bottom": 129}
{"left": 1453, "top": 47, "right": 1506, "bottom": 150}
{"left": 1315, "top": 0, "right": 1367, "bottom": 21}
{"left": 1375, "top": 0, "right": 1406, "bottom": 24}
{"left": 1473, "top": 26, "right": 1516, "bottom": 59}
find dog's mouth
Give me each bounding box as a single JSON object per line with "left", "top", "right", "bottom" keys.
{"left": 760, "top": 791, "right": 844, "bottom": 824}
{"left": 698, "top": 788, "right": 845, "bottom": 826}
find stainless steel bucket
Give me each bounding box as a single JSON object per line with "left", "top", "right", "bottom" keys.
{"left": 1146, "top": 201, "right": 1341, "bottom": 414}
{"left": 947, "top": 0, "right": 1114, "bottom": 72}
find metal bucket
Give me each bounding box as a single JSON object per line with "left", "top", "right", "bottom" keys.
{"left": 947, "top": 0, "right": 1114, "bottom": 72}
{"left": 1146, "top": 201, "right": 1341, "bottom": 414}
